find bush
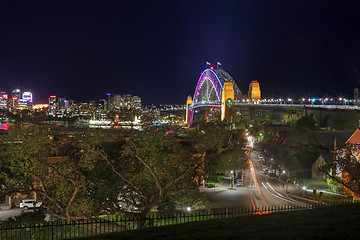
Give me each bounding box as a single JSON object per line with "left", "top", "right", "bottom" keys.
{"left": 296, "top": 117, "right": 319, "bottom": 130}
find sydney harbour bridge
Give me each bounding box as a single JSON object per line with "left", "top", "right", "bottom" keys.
{"left": 185, "top": 63, "right": 257, "bottom": 125}
{"left": 185, "top": 63, "right": 360, "bottom": 127}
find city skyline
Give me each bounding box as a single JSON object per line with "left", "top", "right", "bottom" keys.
{"left": 1, "top": 1, "right": 360, "bottom": 104}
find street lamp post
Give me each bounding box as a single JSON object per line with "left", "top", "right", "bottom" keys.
{"left": 230, "top": 170, "right": 234, "bottom": 189}
{"left": 282, "top": 170, "right": 289, "bottom": 192}
{"left": 302, "top": 186, "right": 307, "bottom": 196}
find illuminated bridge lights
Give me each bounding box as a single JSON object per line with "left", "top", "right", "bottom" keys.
{"left": 193, "top": 69, "right": 222, "bottom": 104}
{"left": 190, "top": 104, "right": 221, "bottom": 109}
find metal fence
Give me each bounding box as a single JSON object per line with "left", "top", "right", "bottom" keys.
{"left": 0, "top": 200, "right": 356, "bottom": 240}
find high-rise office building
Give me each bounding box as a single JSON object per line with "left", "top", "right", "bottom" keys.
{"left": 22, "top": 92, "right": 33, "bottom": 102}
{"left": 58, "top": 98, "right": 68, "bottom": 113}
{"left": 10, "top": 89, "right": 21, "bottom": 109}
{"left": 109, "top": 94, "right": 142, "bottom": 110}
{"left": 49, "top": 95, "right": 57, "bottom": 115}
{"left": 12, "top": 89, "right": 21, "bottom": 99}
{"left": 0, "top": 92, "right": 8, "bottom": 109}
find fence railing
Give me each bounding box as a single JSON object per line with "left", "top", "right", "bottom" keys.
{"left": 0, "top": 200, "right": 357, "bottom": 240}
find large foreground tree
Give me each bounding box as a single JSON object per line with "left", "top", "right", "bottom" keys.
{"left": 99, "top": 126, "right": 206, "bottom": 221}
{"left": 0, "top": 125, "right": 113, "bottom": 221}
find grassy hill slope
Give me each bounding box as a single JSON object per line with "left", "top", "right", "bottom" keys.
{"left": 73, "top": 203, "right": 360, "bottom": 240}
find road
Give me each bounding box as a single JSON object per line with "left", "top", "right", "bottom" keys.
{"left": 247, "top": 151, "right": 305, "bottom": 209}
{"left": 0, "top": 206, "right": 23, "bottom": 221}
{"left": 205, "top": 149, "right": 306, "bottom": 210}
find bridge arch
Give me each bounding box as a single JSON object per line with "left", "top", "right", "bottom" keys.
{"left": 187, "top": 68, "right": 243, "bottom": 125}
{"left": 193, "top": 69, "right": 222, "bottom": 104}
{"left": 193, "top": 68, "right": 242, "bottom": 105}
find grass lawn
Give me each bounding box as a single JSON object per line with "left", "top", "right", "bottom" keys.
{"left": 297, "top": 178, "right": 329, "bottom": 189}
{"left": 71, "top": 203, "right": 360, "bottom": 240}
{"left": 305, "top": 189, "right": 348, "bottom": 201}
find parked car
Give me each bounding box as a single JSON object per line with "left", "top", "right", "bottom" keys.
{"left": 268, "top": 172, "right": 276, "bottom": 179}
{"left": 19, "top": 199, "right": 42, "bottom": 210}
{"left": 236, "top": 178, "right": 244, "bottom": 186}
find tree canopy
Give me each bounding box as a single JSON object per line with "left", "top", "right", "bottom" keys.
{"left": 0, "top": 121, "right": 246, "bottom": 222}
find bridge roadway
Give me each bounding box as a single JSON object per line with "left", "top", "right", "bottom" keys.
{"left": 190, "top": 102, "right": 360, "bottom": 128}
{"left": 204, "top": 150, "right": 306, "bottom": 210}
{"left": 191, "top": 102, "right": 360, "bottom": 110}
{"left": 234, "top": 103, "right": 360, "bottom": 110}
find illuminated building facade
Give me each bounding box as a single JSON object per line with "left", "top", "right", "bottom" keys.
{"left": 133, "top": 96, "right": 142, "bottom": 109}
{"left": 22, "top": 92, "right": 33, "bottom": 102}
{"left": 20, "top": 91, "right": 33, "bottom": 109}
{"left": 248, "top": 80, "right": 261, "bottom": 100}
{"left": 12, "top": 89, "right": 21, "bottom": 99}
{"left": 18, "top": 99, "right": 29, "bottom": 109}
{"left": 58, "top": 98, "right": 68, "bottom": 113}
{"left": 108, "top": 94, "right": 142, "bottom": 110}
{"left": 49, "top": 95, "right": 57, "bottom": 115}
{"left": 0, "top": 92, "right": 8, "bottom": 109}
{"left": 9, "top": 89, "right": 21, "bottom": 109}
{"left": 0, "top": 89, "right": 33, "bottom": 110}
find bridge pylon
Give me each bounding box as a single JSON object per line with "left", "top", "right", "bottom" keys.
{"left": 221, "top": 80, "right": 235, "bottom": 121}
{"left": 185, "top": 95, "right": 193, "bottom": 125}
{"left": 248, "top": 80, "right": 261, "bottom": 101}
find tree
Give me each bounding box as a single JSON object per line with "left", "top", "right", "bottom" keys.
{"left": 322, "top": 146, "right": 360, "bottom": 196}
{"left": 189, "top": 121, "right": 246, "bottom": 174}
{"left": 0, "top": 125, "right": 112, "bottom": 221}
{"left": 296, "top": 116, "right": 320, "bottom": 130}
{"left": 332, "top": 111, "right": 360, "bottom": 130}
{"left": 0, "top": 121, "right": 245, "bottom": 223}
{"left": 99, "top": 126, "right": 206, "bottom": 223}
{"left": 259, "top": 126, "right": 325, "bottom": 177}
{"left": 214, "top": 146, "right": 247, "bottom": 174}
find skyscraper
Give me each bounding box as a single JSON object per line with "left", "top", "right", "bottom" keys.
{"left": 49, "top": 95, "right": 57, "bottom": 115}
{"left": 0, "top": 92, "right": 8, "bottom": 109}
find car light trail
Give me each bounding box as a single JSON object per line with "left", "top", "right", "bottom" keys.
{"left": 248, "top": 158, "right": 268, "bottom": 213}
{"left": 248, "top": 159, "right": 264, "bottom": 199}
{"left": 248, "top": 167, "right": 257, "bottom": 210}
{"left": 261, "top": 182, "right": 305, "bottom": 206}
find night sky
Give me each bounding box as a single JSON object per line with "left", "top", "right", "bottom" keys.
{"left": 1, "top": 0, "right": 360, "bottom": 104}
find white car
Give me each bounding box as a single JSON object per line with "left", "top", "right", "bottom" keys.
{"left": 20, "top": 199, "right": 42, "bottom": 210}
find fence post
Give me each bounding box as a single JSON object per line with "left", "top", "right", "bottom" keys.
{"left": 51, "top": 222, "right": 54, "bottom": 240}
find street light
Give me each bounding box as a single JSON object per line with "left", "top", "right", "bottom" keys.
{"left": 230, "top": 170, "right": 234, "bottom": 189}
{"left": 302, "top": 185, "right": 307, "bottom": 195}
{"left": 282, "top": 170, "right": 289, "bottom": 192}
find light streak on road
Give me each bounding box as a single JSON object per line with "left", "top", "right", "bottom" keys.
{"left": 244, "top": 140, "right": 307, "bottom": 210}
{"left": 245, "top": 145, "right": 250, "bottom": 156}
{"left": 248, "top": 159, "right": 264, "bottom": 199}
{"left": 245, "top": 140, "right": 270, "bottom": 213}
{"left": 261, "top": 182, "right": 305, "bottom": 206}
{"left": 248, "top": 167, "right": 257, "bottom": 209}
{"left": 248, "top": 158, "right": 268, "bottom": 212}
